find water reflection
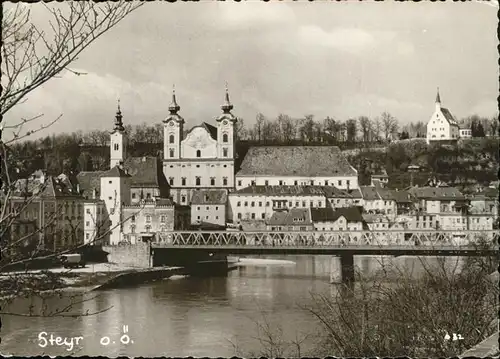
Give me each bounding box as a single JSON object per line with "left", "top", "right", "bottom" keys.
{"left": 1, "top": 255, "right": 467, "bottom": 357}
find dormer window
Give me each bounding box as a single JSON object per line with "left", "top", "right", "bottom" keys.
{"left": 196, "top": 150, "right": 201, "bottom": 158}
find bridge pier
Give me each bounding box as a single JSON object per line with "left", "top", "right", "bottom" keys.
{"left": 329, "top": 253, "right": 355, "bottom": 287}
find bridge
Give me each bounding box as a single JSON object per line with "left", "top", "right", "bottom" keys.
{"left": 151, "top": 230, "right": 498, "bottom": 285}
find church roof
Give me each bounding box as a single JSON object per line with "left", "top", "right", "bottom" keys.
{"left": 440, "top": 108, "right": 459, "bottom": 126}
{"left": 202, "top": 122, "right": 218, "bottom": 140}
{"left": 236, "top": 146, "right": 357, "bottom": 177}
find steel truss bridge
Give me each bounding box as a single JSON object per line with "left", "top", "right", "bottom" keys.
{"left": 154, "top": 230, "right": 499, "bottom": 256}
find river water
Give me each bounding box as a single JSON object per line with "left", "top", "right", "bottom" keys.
{"left": 1, "top": 255, "right": 465, "bottom": 357}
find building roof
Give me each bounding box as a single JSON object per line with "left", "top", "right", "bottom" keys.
{"left": 440, "top": 108, "right": 459, "bottom": 126}
{"left": 124, "top": 157, "right": 166, "bottom": 187}
{"left": 236, "top": 146, "right": 357, "bottom": 177}
{"left": 191, "top": 189, "right": 228, "bottom": 205}
{"left": 408, "top": 186, "right": 465, "bottom": 200}
{"left": 311, "top": 206, "right": 363, "bottom": 223}
{"left": 390, "top": 190, "right": 414, "bottom": 203}
{"left": 471, "top": 187, "right": 499, "bottom": 200}
{"left": 360, "top": 186, "right": 381, "bottom": 200}
{"left": 76, "top": 171, "right": 105, "bottom": 199}
{"left": 202, "top": 122, "right": 218, "bottom": 140}
{"left": 12, "top": 176, "right": 81, "bottom": 199}
{"left": 362, "top": 213, "right": 390, "bottom": 223}
{"left": 233, "top": 185, "right": 326, "bottom": 196}
{"left": 101, "top": 166, "right": 131, "bottom": 178}
{"left": 321, "top": 186, "right": 362, "bottom": 199}
{"left": 267, "top": 208, "right": 312, "bottom": 226}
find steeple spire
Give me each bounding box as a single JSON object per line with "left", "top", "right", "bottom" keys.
{"left": 221, "top": 82, "right": 234, "bottom": 114}
{"left": 169, "top": 85, "right": 180, "bottom": 114}
{"left": 435, "top": 87, "right": 441, "bottom": 104}
{"left": 113, "top": 99, "right": 125, "bottom": 132}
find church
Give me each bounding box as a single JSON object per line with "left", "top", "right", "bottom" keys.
{"left": 162, "top": 87, "right": 237, "bottom": 205}
{"left": 426, "top": 88, "right": 460, "bottom": 144}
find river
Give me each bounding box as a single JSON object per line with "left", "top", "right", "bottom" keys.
{"left": 1, "top": 255, "right": 465, "bottom": 357}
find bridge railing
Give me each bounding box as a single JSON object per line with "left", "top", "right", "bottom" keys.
{"left": 155, "top": 230, "right": 499, "bottom": 247}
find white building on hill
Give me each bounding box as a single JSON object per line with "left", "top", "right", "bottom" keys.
{"left": 426, "top": 88, "right": 460, "bottom": 144}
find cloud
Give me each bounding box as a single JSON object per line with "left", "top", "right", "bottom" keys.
{"left": 298, "top": 26, "right": 396, "bottom": 54}
{"left": 216, "top": 3, "right": 296, "bottom": 28}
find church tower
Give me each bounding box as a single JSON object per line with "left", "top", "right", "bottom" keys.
{"left": 216, "top": 85, "right": 237, "bottom": 159}
{"left": 163, "top": 87, "right": 184, "bottom": 160}
{"left": 435, "top": 87, "right": 441, "bottom": 112}
{"left": 110, "top": 100, "right": 128, "bottom": 169}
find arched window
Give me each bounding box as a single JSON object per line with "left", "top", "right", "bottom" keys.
{"left": 181, "top": 195, "right": 186, "bottom": 203}
{"left": 169, "top": 134, "right": 175, "bottom": 144}
{"left": 222, "top": 133, "right": 228, "bottom": 143}
{"left": 113, "top": 144, "right": 119, "bottom": 151}
{"left": 210, "top": 177, "right": 215, "bottom": 186}
{"left": 195, "top": 177, "right": 201, "bottom": 186}
{"left": 196, "top": 150, "right": 201, "bottom": 158}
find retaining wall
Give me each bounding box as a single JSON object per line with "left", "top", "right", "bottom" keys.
{"left": 103, "top": 242, "right": 151, "bottom": 268}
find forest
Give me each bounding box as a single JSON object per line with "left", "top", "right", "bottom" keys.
{"left": 4, "top": 112, "right": 498, "bottom": 191}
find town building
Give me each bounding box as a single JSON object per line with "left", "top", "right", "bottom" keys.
{"left": 267, "top": 208, "right": 313, "bottom": 232}
{"left": 235, "top": 146, "right": 359, "bottom": 191}
{"left": 322, "top": 186, "right": 363, "bottom": 209}
{"left": 426, "top": 88, "right": 460, "bottom": 144}
{"left": 370, "top": 169, "right": 389, "bottom": 187}
{"left": 190, "top": 189, "right": 228, "bottom": 227}
{"left": 162, "top": 88, "right": 237, "bottom": 205}
{"left": 310, "top": 207, "right": 364, "bottom": 232}
{"left": 124, "top": 156, "right": 170, "bottom": 204}
{"left": 227, "top": 185, "right": 327, "bottom": 223}
{"left": 362, "top": 213, "right": 391, "bottom": 231}
{"left": 122, "top": 198, "right": 175, "bottom": 243}
{"left": 459, "top": 126, "right": 472, "bottom": 139}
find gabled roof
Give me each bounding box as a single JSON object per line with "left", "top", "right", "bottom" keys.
{"left": 101, "top": 166, "right": 131, "bottom": 178}
{"left": 321, "top": 186, "right": 362, "bottom": 199}
{"left": 390, "top": 190, "right": 414, "bottom": 203}
{"left": 76, "top": 171, "right": 105, "bottom": 198}
{"left": 439, "top": 108, "right": 459, "bottom": 126}
{"left": 124, "top": 157, "right": 166, "bottom": 187}
{"left": 408, "top": 186, "right": 465, "bottom": 200}
{"left": 202, "top": 122, "right": 218, "bottom": 140}
{"left": 311, "top": 206, "right": 363, "bottom": 223}
{"left": 268, "top": 208, "right": 312, "bottom": 226}
{"left": 236, "top": 146, "right": 357, "bottom": 177}
{"left": 360, "top": 186, "right": 381, "bottom": 200}
{"left": 191, "top": 189, "right": 228, "bottom": 205}
{"left": 232, "top": 185, "right": 326, "bottom": 196}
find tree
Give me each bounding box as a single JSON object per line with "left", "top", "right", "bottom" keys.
{"left": 346, "top": 119, "right": 357, "bottom": 144}
{"left": 372, "top": 117, "right": 382, "bottom": 142}
{"left": 299, "top": 115, "right": 316, "bottom": 143}
{"left": 381, "top": 112, "right": 398, "bottom": 142}
{"left": 489, "top": 115, "right": 498, "bottom": 137}
{"left": 0, "top": 1, "right": 143, "bottom": 317}
{"left": 277, "top": 114, "right": 297, "bottom": 144}
{"left": 358, "top": 116, "right": 372, "bottom": 143}
{"left": 254, "top": 113, "right": 266, "bottom": 142}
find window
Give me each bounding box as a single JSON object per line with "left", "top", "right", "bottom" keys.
{"left": 319, "top": 201, "right": 322, "bottom": 207}
{"left": 295, "top": 201, "right": 299, "bottom": 207}
{"left": 206, "top": 206, "right": 209, "bottom": 210}
{"left": 311, "top": 180, "right": 314, "bottom": 185}
{"left": 108, "top": 197, "right": 112, "bottom": 200}
{"left": 196, "top": 206, "right": 201, "bottom": 210}
{"left": 196, "top": 165, "right": 200, "bottom": 168}
{"left": 251, "top": 180, "right": 256, "bottom": 186}
{"left": 169, "top": 149, "right": 174, "bottom": 158}
{"left": 294, "top": 180, "right": 298, "bottom": 185}
{"left": 261, "top": 213, "right": 265, "bottom": 219}
{"left": 131, "top": 215, "right": 135, "bottom": 222}
{"left": 338, "top": 180, "right": 342, "bottom": 186}
{"left": 210, "top": 177, "right": 215, "bottom": 186}
{"left": 196, "top": 177, "right": 201, "bottom": 186}
{"left": 237, "top": 213, "right": 242, "bottom": 219}
{"left": 346, "top": 180, "right": 350, "bottom": 187}
{"left": 265, "top": 180, "right": 269, "bottom": 186}
{"left": 238, "top": 180, "right": 242, "bottom": 186}
{"left": 196, "top": 150, "right": 201, "bottom": 157}
{"left": 237, "top": 201, "right": 241, "bottom": 207}
{"left": 169, "top": 177, "right": 174, "bottom": 186}
{"left": 181, "top": 177, "right": 186, "bottom": 186}
{"left": 86, "top": 221, "right": 90, "bottom": 226}
{"left": 132, "top": 193, "right": 136, "bottom": 199}
{"left": 223, "top": 177, "right": 228, "bottom": 186}
{"left": 181, "top": 196, "right": 186, "bottom": 203}
{"left": 222, "top": 133, "right": 228, "bottom": 142}
{"left": 223, "top": 148, "right": 228, "bottom": 157}
{"left": 86, "top": 209, "right": 91, "bottom": 214}
{"left": 251, "top": 201, "right": 255, "bottom": 207}
{"left": 169, "top": 134, "right": 175, "bottom": 143}
{"left": 145, "top": 225, "right": 151, "bottom": 233}
{"left": 86, "top": 233, "right": 90, "bottom": 240}
{"left": 251, "top": 213, "right": 255, "bottom": 219}
{"left": 146, "top": 193, "right": 151, "bottom": 199}
{"left": 266, "top": 201, "right": 270, "bottom": 207}
{"left": 288, "top": 201, "right": 292, "bottom": 207}
{"left": 244, "top": 201, "right": 248, "bottom": 207}
{"left": 160, "top": 215, "right": 166, "bottom": 223}
{"left": 108, "top": 180, "right": 112, "bottom": 184}
{"left": 302, "top": 201, "right": 306, "bottom": 207}
{"left": 131, "top": 226, "right": 135, "bottom": 234}
{"left": 113, "top": 143, "right": 119, "bottom": 151}
{"left": 258, "top": 202, "right": 262, "bottom": 207}
{"left": 279, "top": 180, "right": 283, "bottom": 185}
{"left": 325, "top": 180, "right": 329, "bottom": 186}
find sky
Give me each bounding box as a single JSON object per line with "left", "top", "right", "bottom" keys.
{"left": 3, "top": 1, "right": 499, "bottom": 140}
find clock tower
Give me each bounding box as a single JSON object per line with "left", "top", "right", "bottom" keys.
{"left": 163, "top": 87, "right": 184, "bottom": 161}
{"left": 216, "top": 86, "right": 237, "bottom": 160}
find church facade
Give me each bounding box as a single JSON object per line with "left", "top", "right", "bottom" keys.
{"left": 162, "top": 88, "right": 237, "bottom": 205}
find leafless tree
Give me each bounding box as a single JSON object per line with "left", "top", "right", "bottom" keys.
{"left": 277, "top": 114, "right": 297, "bottom": 144}
{"left": 0, "top": 1, "right": 143, "bottom": 317}
{"left": 358, "top": 116, "right": 372, "bottom": 143}
{"left": 372, "top": 117, "right": 382, "bottom": 142}
{"left": 381, "top": 112, "right": 398, "bottom": 141}
{"left": 235, "top": 117, "right": 247, "bottom": 142}
{"left": 254, "top": 113, "right": 266, "bottom": 142}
